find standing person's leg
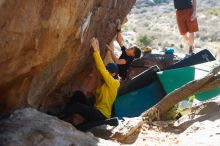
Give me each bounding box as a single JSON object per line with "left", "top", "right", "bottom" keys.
{"left": 188, "top": 32, "right": 195, "bottom": 53}
{"left": 188, "top": 33, "right": 195, "bottom": 46}
{"left": 176, "top": 10, "right": 189, "bottom": 52}
{"left": 187, "top": 8, "right": 199, "bottom": 54}
{"left": 182, "top": 33, "right": 190, "bottom": 46}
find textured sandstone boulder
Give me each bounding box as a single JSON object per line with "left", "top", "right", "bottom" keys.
{"left": 0, "top": 108, "right": 119, "bottom": 146}
{"left": 0, "top": 0, "right": 135, "bottom": 113}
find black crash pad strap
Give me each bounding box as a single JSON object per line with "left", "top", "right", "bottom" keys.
{"left": 76, "top": 117, "right": 119, "bottom": 131}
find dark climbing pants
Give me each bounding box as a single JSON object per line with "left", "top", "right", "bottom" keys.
{"left": 61, "top": 91, "right": 106, "bottom": 122}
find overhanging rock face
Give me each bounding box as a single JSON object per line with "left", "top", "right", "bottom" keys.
{"left": 0, "top": 0, "right": 136, "bottom": 113}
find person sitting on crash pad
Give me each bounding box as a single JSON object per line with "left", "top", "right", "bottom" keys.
{"left": 107, "top": 19, "right": 142, "bottom": 80}
{"left": 60, "top": 37, "right": 120, "bottom": 126}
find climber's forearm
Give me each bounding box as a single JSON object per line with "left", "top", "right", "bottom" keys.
{"left": 110, "top": 51, "right": 119, "bottom": 63}
{"left": 116, "top": 32, "right": 124, "bottom": 47}
{"left": 109, "top": 51, "right": 126, "bottom": 65}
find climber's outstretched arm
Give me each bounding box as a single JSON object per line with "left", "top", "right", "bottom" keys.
{"left": 91, "top": 38, "right": 116, "bottom": 87}
{"left": 116, "top": 19, "right": 124, "bottom": 47}
{"left": 116, "top": 32, "right": 124, "bottom": 48}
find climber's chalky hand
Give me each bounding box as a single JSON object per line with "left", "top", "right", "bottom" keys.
{"left": 90, "top": 37, "right": 100, "bottom": 52}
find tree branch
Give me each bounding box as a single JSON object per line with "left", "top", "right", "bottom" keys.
{"left": 141, "top": 65, "right": 220, "bottom": 121}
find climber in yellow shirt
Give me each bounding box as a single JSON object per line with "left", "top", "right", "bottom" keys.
{"left": 60, "top": 37, "right": 120, "bottom": 126}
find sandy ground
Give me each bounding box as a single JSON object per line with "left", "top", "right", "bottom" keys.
{"left": 122, "top": 119, "right": 220, "bottom": 146}
{"left": 118, "top": 96, "right": 220, "bottom": 146}
{"left": 118, "top": 0, "right": 220, "bottom": 60}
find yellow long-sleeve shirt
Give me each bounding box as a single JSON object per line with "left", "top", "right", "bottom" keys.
{"left": 93, "top": 51, "right": 120, "bottom": 118}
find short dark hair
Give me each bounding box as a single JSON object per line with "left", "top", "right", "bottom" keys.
{"left": 133, "top": 46, "right": 141, "bottom": 58}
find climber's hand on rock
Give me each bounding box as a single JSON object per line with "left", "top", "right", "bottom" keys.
{"left": 91, "top": 37, "right": 100, "bottom": 52}
{"left": 116, "top": 19, "right": 121, "bottom": 30}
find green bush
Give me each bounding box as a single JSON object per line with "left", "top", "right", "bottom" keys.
{"left": 137, "top": 35, "right": 152, "bottom": 47}
{"left": 122, "top": 25, "right": 129, "bottom": 31}
{"left": 207, "top": 8, "right": 220, "bottom": 16}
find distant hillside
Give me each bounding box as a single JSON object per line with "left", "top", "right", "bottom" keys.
{"left": 122, "top": 0, "right": 220, "bottom": 59}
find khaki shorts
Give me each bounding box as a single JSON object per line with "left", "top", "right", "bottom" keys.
{"left": 176, "top": 8, "right": 199, "bottom": 35}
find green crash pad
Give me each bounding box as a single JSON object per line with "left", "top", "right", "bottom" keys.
{"left": 157, "top": 61, "right": 220, "bottom": 101}
{"left": 114, "top": 81, "right": 166, "bottom": 119}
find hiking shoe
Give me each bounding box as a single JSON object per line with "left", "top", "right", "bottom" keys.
{"left": 105, "top": 117, "right": 119, "bottom": 126}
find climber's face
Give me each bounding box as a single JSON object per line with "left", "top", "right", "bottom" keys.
{"left": 126, "top": 47, "right": 135, "bottom": 57}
